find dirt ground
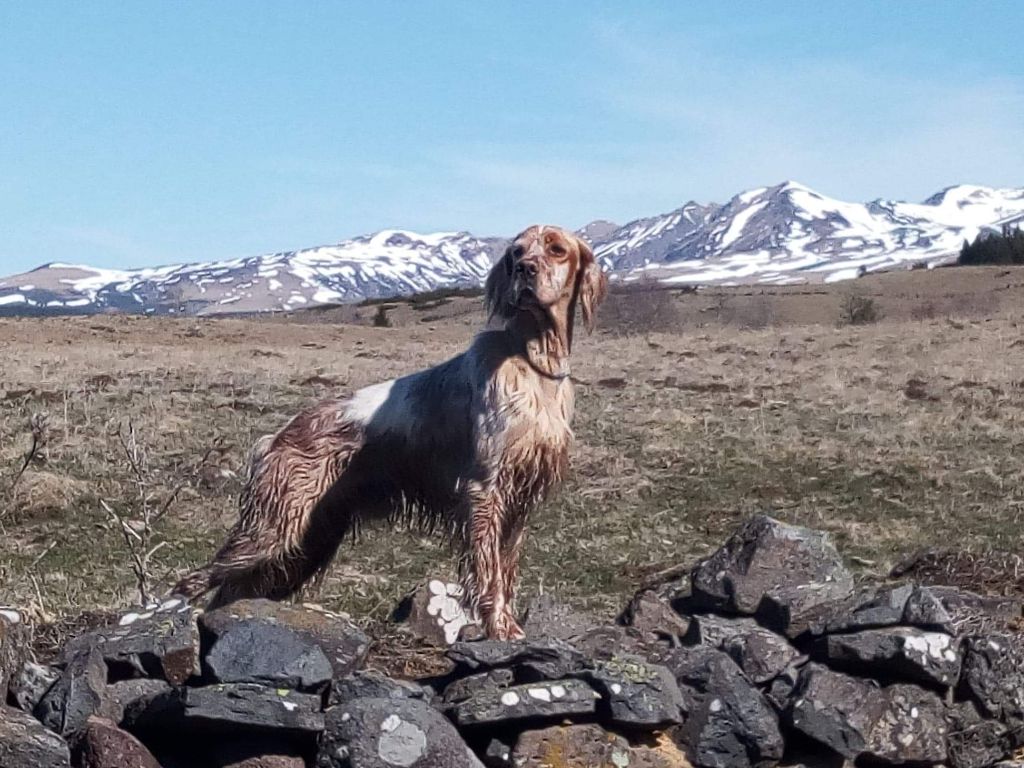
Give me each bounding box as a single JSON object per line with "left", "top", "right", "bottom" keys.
{"left": 2, "top": 264, "right": 1023, "bottom": 647}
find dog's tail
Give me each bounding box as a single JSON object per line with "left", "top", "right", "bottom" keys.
{"left": 173, "top": 403, "right": 360, "bottom": 606}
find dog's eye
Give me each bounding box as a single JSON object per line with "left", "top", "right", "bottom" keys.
{"left": 549, "top": 243, "right": 566, "bottom": 257}
{"left": 511, "top": 246, "right": 524, "bottom": 258}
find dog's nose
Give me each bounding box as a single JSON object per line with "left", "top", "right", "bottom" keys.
{"left": 515, "top": 260, "right": 539, "bottom": 278}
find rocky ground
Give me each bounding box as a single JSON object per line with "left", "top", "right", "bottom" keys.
{"left": 3, "top": 515, "right": 1024, "bottom": 768}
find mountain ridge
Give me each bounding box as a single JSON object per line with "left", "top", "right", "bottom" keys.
{"left": 2, "top": 181, "right": 1022, "bottom": 316}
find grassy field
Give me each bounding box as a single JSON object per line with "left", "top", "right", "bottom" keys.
{"left": 2, "top": 265, "right": 1023, "bottom": 649}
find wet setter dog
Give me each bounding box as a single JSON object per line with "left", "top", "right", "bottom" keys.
{"left": 174, "top": 225, "right": 608, "bottom": 640}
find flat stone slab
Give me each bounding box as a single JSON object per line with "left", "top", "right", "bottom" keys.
{"left": 513, "top": 724, "right": 694, "bottom": 767}
{"left": 903, "top": 586, "right": 1023, "bottom": 636}
{"left": 199, "top": 599, "right": 368, "bottom": 681}
{"left": 686, "top": 614, "right": 803, "bottom": 684}
{"left": 60, "top": 598, "right": 197, "bottom": 684}
{"left": 447, "top": 638, "right": 585, "bottom": 680}
{"left": 0, "top": 704, "right": 71, "bottom": 768}
{"left": 822, "top": 627, "right": 962, "bottom": 688}
{"left": 580, "top": 655, "right": 684, "bottom": 729}
{"left": 450, "top": 679, "right": 599, "bottom": 727}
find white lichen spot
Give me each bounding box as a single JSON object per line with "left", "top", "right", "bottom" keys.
{"left": 911, "top": 707, "right": 919, "bottom": 719}
{"left": 610, "top": 683, "right": 623, "bottom": 695}
{"left": 0, "top": 609, "right": 22, "bottom": 625}
{"left": 160, "top": 598, "right": 182, "bottom": 611}
{"left": 550, "top": 685, "right": 566, "bottom": 699}
{"left": 281, "top": 701, "right": 297, "bottom": 712}
{"left": 378, "top": 718, "right": 426, "bottom": 767}
{"left": 119, "top": 612, "right": 140, "bottom": 626}
{"left": 381, "top": 714, "right": 402, "bottom": 732}
{"left": 611, "top": 750, "right": 630, "bottom": 767}
{"left": 709, "top": 698, "right": 723, "bottom": 713}
{"left": 428, "top": 579, "right": 447, "bottom": 596}
{"left": 899, "top": 733, "right": 914, "bottom": 746}
{"left": 528, "top": 688, "right": 551, "bottom": 703}
{"left": 341, "top": 712, "right": 351, "bottom": 722}
{"left": 137, "top": 611, "right": 154, "bottom": 621}
{"left": 500, "top": 691, "right": 521, "bottom": 707}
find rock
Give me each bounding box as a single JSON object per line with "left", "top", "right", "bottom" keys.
{"left": 662, "top": 646, "right": 784, "bottom": 768}
{"left": 124, "top": 682, "right": 323, "bottom": 738}
{"left": 946, "top": 701, "right": 1011, "bottom": 768}
{"left": 484, "top": 737, "right": 513, "bottom": 767}
{"left": 0, "top": 704, "right": 71, "bottom": 768}
{"left": 821, "top": 626, "right": 962, "bottom": 687}
{"left": 331, "top": 670, "right": 431, "bottom": 706}
{"left": 685, "top": 614, "right": 803, "bottom": 684}
{"left": 203, "top": 618, "right": 333, "bottom": 692}
{"left": 960, "top": 634, "right": 1024, "bottom": 738}
{"left": 815, "top": 583, "right": 915, "bottom": 635}
{"left": 450, "top": 678, "right": 599, "bottom": 727}
{"left": 318, "top": 696, "right": 483, "bottom": 767}
{"left": 441, "top": 668, "right": 515, "bottom": 705}
{"left": 689, "top": 516, "right": 853, "bottom": 637}
{"left": 10, "top": 661, "right": 60, "bottom": 713}
{"left": 521, "top": 594, "right": 598, "bottom": 641}
{"left": 571, "top": 623, "right": 664, "bottom": 663}
{"left": 200, "top": 599, "right": 369, "bottom": 680}
{"left": 184, "top": 682, "right": 324, "bottom": 735}
{"left": 221, "top": 755, "right": 306, "bottom": 768}
{"left": 34, "top": 647, "right": 108, "bottom": 737}
{"left": 619, "top": 589, "right": 692, "bottom": 640}
{"left": 60, "top": 598, "right": 198, "bottom": 684}
{"left": 580, "top": 655, "right": 684, "bottom": 729}
{"left": 447, "top": 637, "right": 585, "bottom": 680}
{"left": 98, "top": 678, "right": 172, "bottom": 725}
{"left": 512, "top": 724, "right": 694, "bottom": 767}
{"left": 393, "top": 579, "right": 479, "bottom": 646}
{"left": 789, "top": 664, "right": 948, "bottom": 764}
{"left": 208, "top": 737, "right": 309, "bottom": 768}
{"left": 75, "top": 716, "right": 160, "bottom": 768}
{"left": 904, "top": 586, "right": 1023, "bottom": 636}
{"left": 0, "top": 608, "right": 32, "bottom": 700}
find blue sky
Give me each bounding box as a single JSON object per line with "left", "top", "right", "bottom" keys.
{"left": 2, "top": 2, "right": 1023, "bottom": 274}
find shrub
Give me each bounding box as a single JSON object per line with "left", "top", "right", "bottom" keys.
{"left": 839, "top": 293, "right": 881, "bottom": 326}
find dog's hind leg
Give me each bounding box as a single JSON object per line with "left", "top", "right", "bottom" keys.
{"left": 173, "top": 404, "right": 362, "bottom": 606}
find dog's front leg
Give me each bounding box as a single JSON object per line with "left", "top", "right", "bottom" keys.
{"left": 462, "top": 491, "right": 526, "bottom": 641}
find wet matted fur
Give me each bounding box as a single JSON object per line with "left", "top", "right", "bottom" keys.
{"left": 174, "top": 225, "right": 608, "bottom": 639}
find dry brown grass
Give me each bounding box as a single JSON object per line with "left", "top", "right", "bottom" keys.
{"left": 2, "top": 265, "right": 1024, "bottom": 638}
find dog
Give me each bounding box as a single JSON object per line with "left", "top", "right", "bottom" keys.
{"left": 174, "top": 225, "right": 608, "bottom": 640}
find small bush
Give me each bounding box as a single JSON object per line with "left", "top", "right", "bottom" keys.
{"left": 839, "top": 293, "right": 881, "bottom": 326}
{"left": 372, "top": 305, "right": 392, "bottom": 328}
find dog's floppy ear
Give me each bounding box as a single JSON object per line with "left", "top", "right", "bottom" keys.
{"left": 484, "top": 243, "right": 516, "bottom": 322}
{"left": 575, "top": 236, "right": 608, "bottom": 333}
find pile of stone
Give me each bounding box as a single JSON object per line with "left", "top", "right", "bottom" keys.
{"left": 2, "top": 514, "right": 1024, "bottom": 767}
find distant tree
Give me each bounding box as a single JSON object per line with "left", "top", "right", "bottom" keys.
{"left": 959, "top": 226, "right": 1024, "bottom": 266}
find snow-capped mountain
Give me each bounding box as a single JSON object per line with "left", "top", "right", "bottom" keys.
{"left": 2, "top": 182, "right": 1022, "bottom": 316}
{"left": 598, "top": 182, "right": 1024, "bottom": 286}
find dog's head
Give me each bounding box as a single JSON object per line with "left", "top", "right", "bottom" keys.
{"left": 485, "top": 225, "right": 608, "bottom": 338}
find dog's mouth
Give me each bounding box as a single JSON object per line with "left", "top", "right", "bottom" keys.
{"left": 514, "top": 286, "right": 538, "bottom": 307}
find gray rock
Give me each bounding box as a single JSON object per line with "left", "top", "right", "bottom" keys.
{"left": 450, "top": 678, "right": 599, "bottom": 727}
{"left": 447, "top": 638, "right": 585, "bottom": 680}
{"left": 98, "top": 678, "right": 171, "bottom": 725}
{"left": 318, "top": 696, "right": 483, "bottom": 767}
{"left": 789, "top": 664, "right": 948, "bottom": 764}
{"left": 686, "top": 614, "right": 803, "bottom": 684}
{"left": 203, "top": 618, "right": 333, "bottom": 692}
{"left": 75, "top": 716, "right": 161, "bottom": 768}
{"left": 662, "top": 646, "right": 784, "bottom": 768}
{"left": 815, "top": 583, "right": 915, "bottom": 634}
{"left": 442, "top": 668, "right": 515, "bottom": 705}
{"left": 183, "top": 683, "right": 324, "bottom": 734}
{"left": 10, "top": 661, "right": 60, "bottom": 713}
{"left": 580, "top": 655, "right": 684, "bottom": 729}
{"left": 0, "top": 609, "right": 32, "bottom": 701}
{"left": 904, "top": 586, "right": 1023, "bottom": 636}
{"left": 484, "top": 737, "right": 513, "bottom": 767}
{"left": 521, "top": 594, "right": 598, "bottom": 641}
{"left": 618, "top": 588, "right": 692, "bottom": 640}
{"left": 946, "top": 701, "right": 1012, "bottom": 768}
{"left": 960, "top": 634, "right": 1024, "bottom": 738}
{"left": 60, "top": 598, "right": 198, "bottom": 684}
{"left": 0, "top": 704, "right": 71, "bottom": 768}
{"left": 34, "top": 647, "right": 107, "bottom": 737}
{"left": 689, "top": 515, "right": 854, "bottom": 637}
{"left": 393, "top": 579, "right": 479, "bottom": 646}
{"left": 570, "top": 623, "right": 663, "bottom": 663}
{"left": 332, "top": 670, "right": 431, "bottom": 707}
{"left": 822, "top": 627, "right": 962, "bottom": 688}
{"left": 200, "top": 599, "right": 369, "bottom": 681}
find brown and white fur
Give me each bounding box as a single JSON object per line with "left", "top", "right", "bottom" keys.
{"left": 173, "top": 225, "right": 608, "bottom": 640}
